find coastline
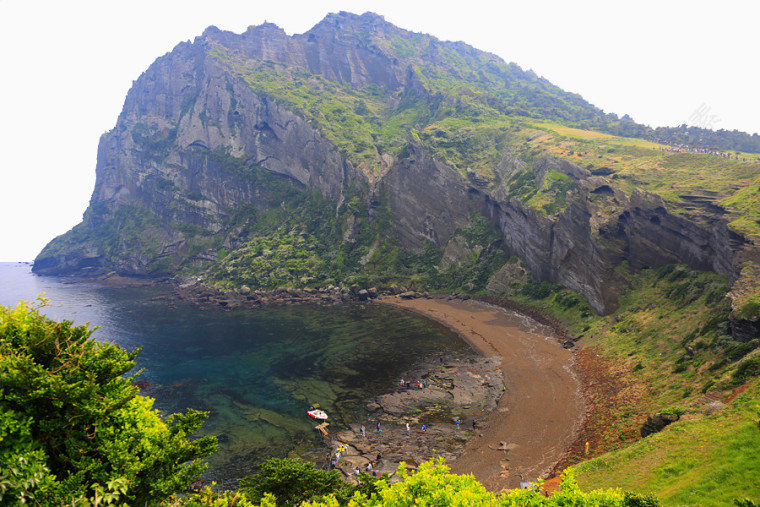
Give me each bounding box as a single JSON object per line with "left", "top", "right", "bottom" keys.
{"left": 377, "top": 295, "right": 585, "bottom": 491}
{"left": 45, "top": 273, "right": 587, "bottom": 490}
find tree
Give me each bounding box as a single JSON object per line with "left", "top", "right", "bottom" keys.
{"left": 0, "top": 300, "right": 217, "bottom": 506}
{"left": 239, "top": 458, "right": 386, "bottom": 507}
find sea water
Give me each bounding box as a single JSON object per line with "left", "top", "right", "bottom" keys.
{"left": 0, "top": 263, "right": 469, "bottom": 483}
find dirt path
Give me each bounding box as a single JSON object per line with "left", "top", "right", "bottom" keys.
{"left": 380, "top": 296, "right": 585, "bottom": 491}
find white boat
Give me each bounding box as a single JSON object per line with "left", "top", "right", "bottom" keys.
{"left": 307, "top": 409, "right": 328, "bottom": 420}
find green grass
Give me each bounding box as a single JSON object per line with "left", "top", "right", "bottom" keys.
{"left": 578, "top": 266, "right": 739, "bottom": 406}
{"left": 573, "top": 381, "right": 760, "bottom": 506}
{"left": 525, "top": 120, "right": 760, "bottom": 229}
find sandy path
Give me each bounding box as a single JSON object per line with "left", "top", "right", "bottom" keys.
{"left": 380, "top": 296, "right": 584, "bottom": 491}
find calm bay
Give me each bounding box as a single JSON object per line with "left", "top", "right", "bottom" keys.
{"left": 0, "top": 262, "right": 470, "bottom": 483}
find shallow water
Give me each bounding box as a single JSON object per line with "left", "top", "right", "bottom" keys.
{"left": 0, "top": 263, "right": 470, "bottom": 482}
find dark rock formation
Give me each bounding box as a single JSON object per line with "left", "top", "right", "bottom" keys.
{"left": 328, "top": 355, "right": 503, "bottom": 479}
{"left": 640, "top": 412, "right": 681, "bottom": 438}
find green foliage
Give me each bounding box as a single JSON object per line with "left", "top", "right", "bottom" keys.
{"left": 239, "top": 458, "right": 385, "bottom": 507}
{"left": 298, "top": 459, "right": 652, "bottom": 506}
{"left": 732, "top": 353, "right": 760, "bottom": 385}
{"left": 240, "top": 458, "right": 342, "bottom": 507}
{"left": 175, "top": 486, "right": 265, "bottom": 507}
{"left": 652, "top": 125, "right": 760, "bottom": 154}
{"left": 163, "top": 458, "right": 657, "bottom": 506}
{"left": 0, "top": 300, "right": 217, "bottom": 505}
{"left": 521, "top": 280, "right": 556, "bottom": 300}
{"left": 201, "top": 155, "right": 515, "bottom": 295}
{"left": 37, "top": 204, "right": 167, "bottom": 272}
{"left": 736, "top": 300, "right": 760, "bottom": 320}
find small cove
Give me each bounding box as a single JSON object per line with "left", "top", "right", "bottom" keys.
{"left": 0, "top": 263, "right": 473, "bottom": 483}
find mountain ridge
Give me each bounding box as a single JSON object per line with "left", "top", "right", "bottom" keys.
{"left": 33, "top": 11, "right": 760, "bottom": 322}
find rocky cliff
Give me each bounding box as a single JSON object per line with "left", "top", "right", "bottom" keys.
{"left": 34, "top": 11, "right": 758, "bottom": 321}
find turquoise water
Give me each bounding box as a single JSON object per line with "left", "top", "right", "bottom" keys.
{"left": 0, "top": 263, "right": 469, "bottom": 482}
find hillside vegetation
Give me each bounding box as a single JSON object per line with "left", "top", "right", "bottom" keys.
{"left": 497, "top": 263, "right": 760, "bottom": 505}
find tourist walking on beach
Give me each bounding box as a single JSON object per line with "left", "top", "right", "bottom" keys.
{"left": 406, "top": 422, "right": 410, "bottom": 434}
{"left": 376, "top": 422, "right": 381, "bottom": 432}
{"left": 360, "top": 424, "right": 365, "bottom": 436}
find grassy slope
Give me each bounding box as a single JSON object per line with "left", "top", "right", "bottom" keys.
{"left": 573, "top": 381, "right": 760, "bottom": 505}
{"left": 525, "top": 120, "right": 760, "bottom": 236}
{"left": 508, "top": 265, "right": 759, "bottom": 505}
{"left": 501, "top": 264, "right": 760, "bottom": 504}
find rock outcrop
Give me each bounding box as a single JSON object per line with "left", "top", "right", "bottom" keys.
{"left": 33, "top": 11, "right": 754, "bottom": 322}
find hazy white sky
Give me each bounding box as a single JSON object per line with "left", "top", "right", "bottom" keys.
{"left": 1, "top": 0, "right": 758, "bottom": 261}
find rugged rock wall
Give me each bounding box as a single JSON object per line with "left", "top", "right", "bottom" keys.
{"left": 35, "top": 32, "right": 366, "bottom": 275}
{"left": 384, "top": 148, "right": 743, "bottom": 314}
{"left": 34, "top": 12, "right": 750, "bottom": 319}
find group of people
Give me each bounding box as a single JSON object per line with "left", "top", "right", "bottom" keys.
{"left": 654, "top": 139, "right": 757, "bottom": 162}
{"left": 358, "top": 417, "right": 476, "bottom": 438}
{"left": 399, "top": 378, "right": 428, "bottom": 389}
{"left": 331, "top": 416, "right": 479, "bottom": 477}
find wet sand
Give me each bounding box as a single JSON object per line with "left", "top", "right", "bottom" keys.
{"left": 379, "top": 296, "right": 584, "bottom": 491}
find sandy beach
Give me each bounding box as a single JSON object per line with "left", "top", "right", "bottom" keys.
{"left": 379, "top": 296, "right": 585, "bottom": 491}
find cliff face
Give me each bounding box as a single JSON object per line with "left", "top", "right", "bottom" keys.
{"left": 35, "top": 29, "right": 365, "bottom": 275}
{"left": 384, "top": 146, "right": 743, "bottom": 313}
{"left": 34, "top": 11, "right": 753, "bottom": 318}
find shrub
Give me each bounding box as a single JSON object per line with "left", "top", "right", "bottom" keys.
{"left": 733, "top": 354, "right": 760, "bottom": 385}
{"left": 0, "top": 300, "right": 216, "bottom": 505}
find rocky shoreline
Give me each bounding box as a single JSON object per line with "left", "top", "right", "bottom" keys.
{"left": 326, "top": 354, "right": 504, "bottom": 482}
{"left": 168, "top": 278, "right": 433, "bottom": 309}
{"left": 160, "top": 280, "right": 514, "bottom": 482}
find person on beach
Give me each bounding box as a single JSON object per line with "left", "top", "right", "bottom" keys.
{"left": 422, "top": 423, "right": 427, "bottom": 433}
{"left": 360, "top": 425, "right": 365, "bottom": 436}
{"left": 366, "top": 462, "right": 373, "bottom": 472}
{"left": 456, "top": 419, "right": 461, "bottom": 430}
{"left": 354, "top": 467, "right": 360, "bottom": 477}
{"left": 406, "top": 422, "right": 410, "bottom": 434}
{"left": 376, "top": 422, "right": 381, "bottom": 432}
{"left": 472, "top": 420, "right": 477, "bottom": 429}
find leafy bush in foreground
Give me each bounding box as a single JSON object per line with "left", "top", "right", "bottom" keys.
{"left": 0, "top": 300, "right": 217, "bottom": 506}
{"left": 179, "top": 458, "right": 659, "bottom": 506}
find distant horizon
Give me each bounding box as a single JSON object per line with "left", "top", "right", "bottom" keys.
{"left": 2, "top": 1, "right": 758, "bottom": 262}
